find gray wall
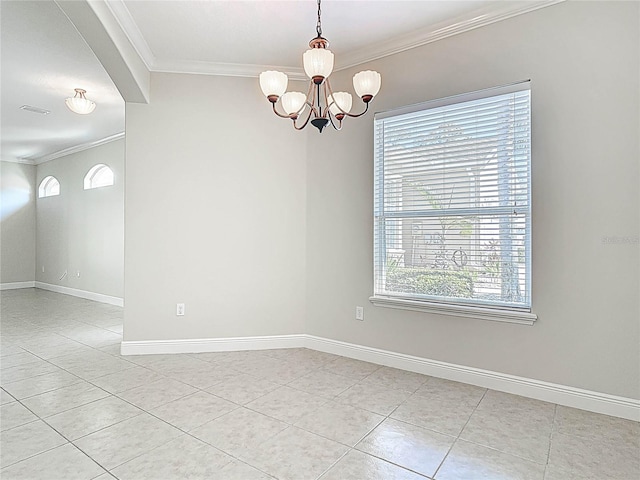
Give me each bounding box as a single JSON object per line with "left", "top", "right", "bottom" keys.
{"left": 36, "top": 139, "right": 124, "bottom": 298}
{"left": 0, "top": 161, "right": 36, "bottom": 284}
{"left": 121, "top": 2, "right": 638, "bottom": 399}
{"left": 306, "top": 1, "right": 639, "bottom": 399}
{"left": 124, "top": 73, "right": 307, "bottom": 341}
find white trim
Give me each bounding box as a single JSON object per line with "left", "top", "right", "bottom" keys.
{"left": 119, "top": 333, "right": 638, "bottom": 421}
{"left": 35, "top": 282, "right": 123, "bottom": 307}
{"left": 56, "top": 0, "right": 149, "bottom": 103}
{"left": 375, "top": 80, "right": 531, "bottom": 120}
{"left": 31, "top": 133, "right": 125, "bottom": 165}
{"left": 151, "top": 59, "right": 307, "bottom": 82}
{"left": 105, "top": 0, "right": 563, "bottom": 79}
{"left": 121, "top": 334, "right": 305, "bottom": 356}
{"left": 369, "top": 296, "right": 537, "bottom": 326}
{"left": 103, "top": 0, "right": 156, "bottom": 70}
{"left": 1, "top": 157, "right": 36, "bottom": 165}
{"left": 304, "top": 336, "right": 638, "bottom": 421}
{"left": 105, "top": 0, "right": 306, "bottom": 80}
{"left": 335, "top": 1, "right": 564, "bottom": 71}
{"left": 1, "top": 281, "right": 36, "bottom": 290}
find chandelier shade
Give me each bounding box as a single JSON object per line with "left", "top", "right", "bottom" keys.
{"left": 259, "top": 71, "right": 288, "bottom": 99}
{"left": 281, "top": 92, "right": 307, "bottom": 116}
{"left": 303, "top": 48, "right": 334, "bottom": 81}
{"left": 353, "top": 71, "right": 382, "bottom": 100}
{"left": 65, "top": 88, "right": 96, "bottom": 115}
{"left": 259, "top": 0, "right": 381, "bottom": 132}
{"left": 328, "top": 92, "right": 353, "bottom": 117}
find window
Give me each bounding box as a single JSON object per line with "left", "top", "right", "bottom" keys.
{"left": 38, "top": 176, "right": 60, "bottom": 198}
{"left": 372, "top": 82, "right": 533, "bottom": 321}
{"left": 84, "top": 164, "right": 114, "bottom": 190}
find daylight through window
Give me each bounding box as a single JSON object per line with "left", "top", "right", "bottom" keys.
{"left": 38, "top": 176, "right": 60, "bottom": 198}
{"left": 373, "top": 82, "right": 532, "bottom": 311}
{"left": 84, "top": 164, "right": 114, "bottom": 190}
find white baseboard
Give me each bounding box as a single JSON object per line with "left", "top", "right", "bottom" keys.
{"left": 304, "top": 335, "right": 639, "bottom": 422}
{"left": 35, "top": 282, "right": 124, "bottom": 307}
{"left": 120, "top": 333, "right": 640, "bottom": 422}
{"left": 121, "top": 334, "right": 305, "bottom": 356}
{"left": 0, "top": 281, "right": 36, "bottom": 290}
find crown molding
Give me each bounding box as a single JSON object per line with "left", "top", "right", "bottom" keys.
{"left": 105, "top": 0, "right": 565, "bottom": 80}
{"left": 29, "top": 132, "right": 125, "bottom": 165}
{"left": 57, "top": 0, "right": 149, "bottom": 103}
{"left": 334, "top": 0, "right": 565, "bottom": 71}
{"left": 151, "top": 59, "right": 307, "bottom": 82}
{"left": 105, "top": 0, "right": 307, "bottom": 81}
{"left": 103, "top": 0, "right": 156, "bottom": 69}
{"left": 1, "top": 157, "right": 36, "bottom": 165}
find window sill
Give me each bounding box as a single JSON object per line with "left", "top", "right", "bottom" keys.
{"left": 369, "top": 296, "right": 537, "bottom": 325}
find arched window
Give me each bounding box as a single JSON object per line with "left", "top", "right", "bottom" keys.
{"left": 84, "top": 164, "right": 114, "bottom": 190}
{"left": 38, "top": 176, "right": 60, "bottom": 198}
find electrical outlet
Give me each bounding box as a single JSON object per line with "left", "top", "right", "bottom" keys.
{"left": 176, "top": 303, "right": 185, "bottom": 316}
{"left": 355, "top": 306, "right": 364, "bottom": 321}
{"left": 42, "top": 266, "right": 45, "bottom": 273}
{"left": 76, "top": 271, "right": 81, "bottom": 277}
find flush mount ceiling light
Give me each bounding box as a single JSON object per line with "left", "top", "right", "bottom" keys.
{"left": 259, "top": 0, "right": 381, "bottom": 133}
{"left": 65, "top": 88, "right": 96, "bottom": 115}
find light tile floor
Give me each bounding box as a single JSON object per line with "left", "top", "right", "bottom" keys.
{"left": 1, "top": 289, "right": 638, "bottom": 480}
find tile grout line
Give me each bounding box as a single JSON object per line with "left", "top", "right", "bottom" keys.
{"left": 6, "top": 291, "right": 634, "bottom": 479}
{"left": 10, "top": 341, "right": 340, "bottom": 478}
{"left": 67, "top": 356, "right": 290, "bottom": 477}
{"left": 167, "top": 359, "right": 391, "bottom": 479}
{"left": 542, "top": 403, "right": 559, "bottom": 479}
{"left": 0, "top": 394, "right": 112, "bottom": 475}
{"left": 1, "top": 319, "right": 151, "bottom": 474}
{"left": 431, "top": 386, "right": 488, "bottom": 479}
{"left": 308, "top": 384, "right": 396, "bottom": 479}
{"left": 342, "top": 374, "right": 436, "bottom": 479}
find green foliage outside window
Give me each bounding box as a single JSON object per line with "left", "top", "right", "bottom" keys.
{"left": 385, "top": 267, "right": 475, "bottom": 299}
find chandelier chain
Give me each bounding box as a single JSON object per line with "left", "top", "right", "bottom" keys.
{"left": 316, "top": 0, "right": 322, "bottom": 37}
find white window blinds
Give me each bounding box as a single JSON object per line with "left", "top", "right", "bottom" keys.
{"left": 374, "top": 82, "right": 531, "bottom": 310}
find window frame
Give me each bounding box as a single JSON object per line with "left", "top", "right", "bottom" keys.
{"left": 83, "top": 164, "right": 114, "bottom": 190}
{"left": 370, "top": 82, "right": 536, "bottom": 325}
{"left": 38, "top": 176, "right": 60, "bottom": 198}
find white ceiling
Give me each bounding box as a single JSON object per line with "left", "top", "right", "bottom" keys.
{"left": 1, "top": 1, "right": 125, "bottom": 163}
{"left": 123, "top": 0, "right": 486, "bottom": 73}
{"left": 117, "top": 0, "right": 559, "bottom": 77}
{"left": 1, "top": 0, "right": 560, "bottom": 164}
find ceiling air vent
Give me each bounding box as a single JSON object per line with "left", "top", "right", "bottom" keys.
{"left": 20, "top": 105, "right": 50, "bottom": 115}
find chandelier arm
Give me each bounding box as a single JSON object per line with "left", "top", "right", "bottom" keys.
{"left": 327, "top": 111, "right": 342, "bottom": 131}
{"left": 341, "top": 101, "right": 370, "bottom": 118}
{"left": 271, "top": 102, "right": 294, "bottom": 119}
{"left": 323, "top": 78, "right": 339, "bottom": 107}
{"left": 324, "top": 78, "right": 368, "bottom": 118}
{"left": 292, "top": 89, "right": 316, "bottom": 129}
{"left": 306, "top": 81, "right": 320, "bottom": 118}
{"left": 293, "top": 106, "right": 315, "bottom": 130}
{"left": 259, "top": 0, "right": 379, "bottom": 132}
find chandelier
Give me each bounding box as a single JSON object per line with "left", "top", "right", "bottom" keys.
{"left": 259, "top": 0, "right": 381, "bottom": 133}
